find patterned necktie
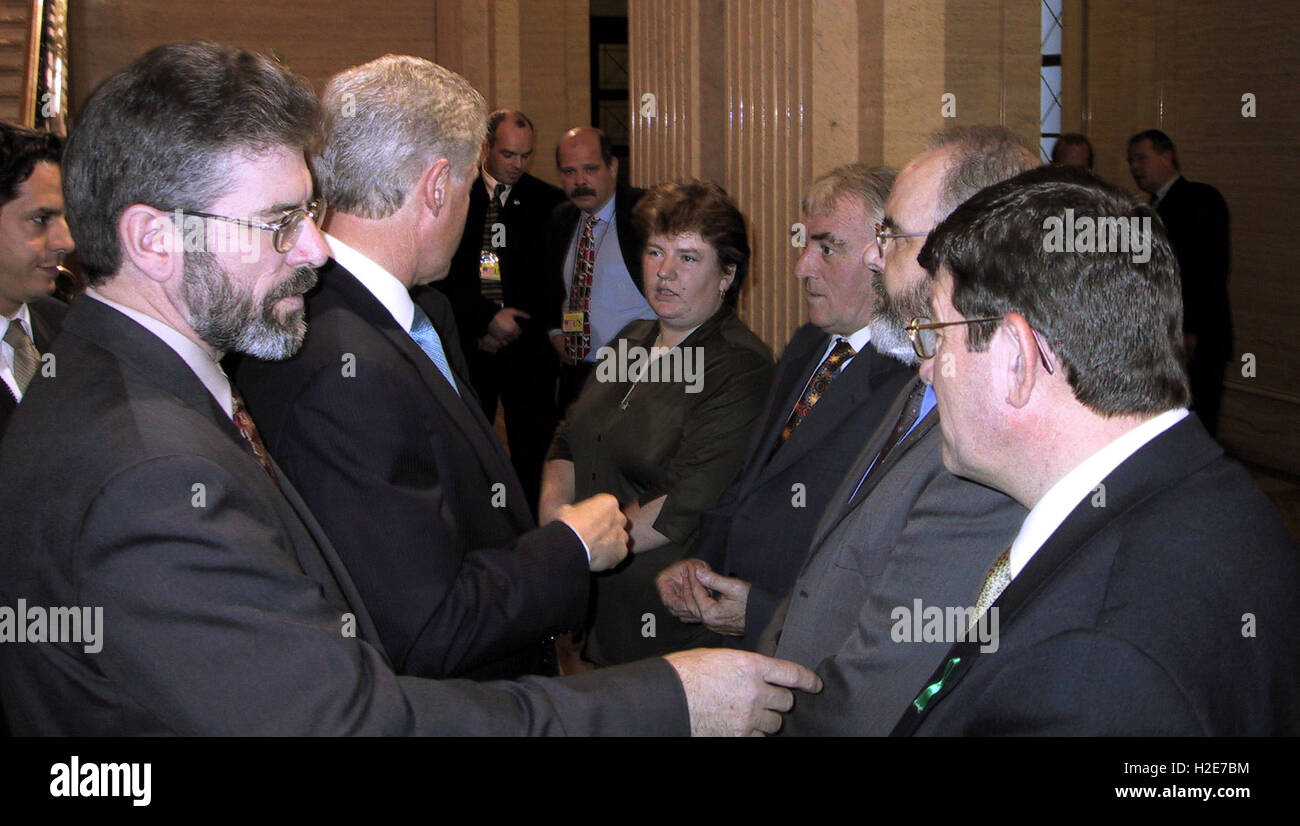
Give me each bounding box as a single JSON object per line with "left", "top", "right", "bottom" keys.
{"left": 409, "top": 305, "right": 460, "bottom": 396}
{"left": 230, "top": 386, "right": 280, "bottom": 489}
{"left": 480, "top": 182, "right": 507, "bottom": 305}
{"left": 565, "top": 214, "right": 599, "bottom": 362}
{"left": 972, "top": 547, "right": 1012, "bottom": 623}
{"left": 4, "top": 318, "right": 39, "bottom": 394}
{"left": 778, "top": 338, "right": 856, "bottom": 443}
{"left": 848, "top": 380, "right": 927, "bottom": 501}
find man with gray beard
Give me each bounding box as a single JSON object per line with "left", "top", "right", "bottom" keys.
{"left": 768, "top": 126, "right": 1038, "bottom": 735}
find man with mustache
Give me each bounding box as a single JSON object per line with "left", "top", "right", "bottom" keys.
{"left": 546, "top": 127, "right": 656, "bottom": 413}
{"left": 770, "top": 126, "right": 1037, "bottom": 735}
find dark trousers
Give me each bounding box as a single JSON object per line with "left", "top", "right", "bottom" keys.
{"left": 466, "top": 336, "right": 559, "bottom": 518}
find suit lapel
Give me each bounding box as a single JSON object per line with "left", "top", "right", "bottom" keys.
{"left": 807, "top": 378, "right": 929, "bottom": 550}
{"left": 892, "top": 416, "right": 1223, "bottom": 735}
{"left": 64, "top": 298, "right": 392, "bottom": 657}
{"left": 326, "top": 264, "right": 534, "bottom": 529}
{"left": 762, "top": 343, "right": 906, "bottom": 485}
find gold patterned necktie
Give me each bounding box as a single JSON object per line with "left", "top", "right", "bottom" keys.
{"left": 972, "top": 547, "right": 1012, "bottom": 623}
{"left": 4, "top": 318, "right": 40, "bottom": 394}
{"left": 480, "top": 182, "right": 507, "bottom": 305}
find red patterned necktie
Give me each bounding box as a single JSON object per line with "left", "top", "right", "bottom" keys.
{"left": 778, "top": 338, "right": 856, "bottom": 443}
{"left": 564, "top": 214, "right": 599, "bottom": 361}
{"left": 230, "top": 386, "right": 280, "bottom": 489}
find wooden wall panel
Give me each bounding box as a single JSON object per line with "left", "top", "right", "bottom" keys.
{"left": 67, "top": 1, "right": 439, "bottom": 109}
{"left": 1081, "top": 0, "right": 1300, "bottom": 473}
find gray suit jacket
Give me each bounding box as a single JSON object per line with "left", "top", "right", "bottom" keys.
{"left": 0, "top": 296, "right": 688, "bottom": 735}
{"left": 767, "top": 377, "right": 1026, "bottom": 735}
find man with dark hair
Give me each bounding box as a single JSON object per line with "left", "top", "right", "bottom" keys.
{"left": 0, "top": 41, "right": 818, "bottom": 735}
{"left": 1127, "top": 128, "right": 1232, "bottom": 435}
{"left": 773, "top": 126, "right": 1035, "bottom": 735}
{"left": 1050, "top": 132, "right": 1093, "bottom": 169}
{"left": 547, "top": 126, "right": 656, "bottom": 413}
{"left": 432, "top": 109, "right": 565, "bottom": 515}
{"left": 654, "top": 164, "right": 914, "bottom": 652}
{"left": 0, "top": 122, "right": 72, "bottom": 434}
{"left": 893, "top": 165, "right": 1296, "bottom": 735}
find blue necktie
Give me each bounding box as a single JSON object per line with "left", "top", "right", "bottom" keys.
{"left": 408, "top": 305, "right": 460, "bottom": 396}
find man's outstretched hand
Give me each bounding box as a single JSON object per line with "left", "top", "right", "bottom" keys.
{"left": 665, "top": 649, "right": 822, "bottom": 736}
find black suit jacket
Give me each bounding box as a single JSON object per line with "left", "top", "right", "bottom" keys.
{"left": 0, "top": 296, "right": 688, "bottom": 735}
{"left": 894, "top": 416, "right": 1299, "bottom": 736}
{"left": 543, "top": 185, "right": 647, "bottom": 333}
{"left": 236, "top": 260, "right": 591, "bottom": 679}
{"left": 691, "top": 324, "right": 914, "bottom": 649}
{"left": 0, "top": 295, "right": 66, "bottom": 434}
{"left": 436, "top": 171, "right": 565, "bottom": 356}
{"left": 1157, "top": 176, "right": 1232, "bottom": 358}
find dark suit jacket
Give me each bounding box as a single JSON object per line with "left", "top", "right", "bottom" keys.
{"left": 0, "top": 295, "right": 66, "bottom": 433}
{"left": 543, "top": 185, "right": 647, "bottom": 333}
{"left": 1157, "top": 176, "right": 1232, "bottom": 358}
{"left": 895, "top": 416, "right": 1299, "bottom": 736}
{"left": 690, "top": 324, "right": 914, "bottom": 649}
{"left": 0, "top": 296, "right": 688, "bottom": 735}
{"left": 236, "top": 260, "right": 591, "bottom": 679}
{"left": 436, "top": 171, "right": 566, "bottom": 356}
{"left": 772, "top": 378, "right": 1026, "bottom": 735}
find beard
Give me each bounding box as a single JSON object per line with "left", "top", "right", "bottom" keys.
{"left": 867, "top": 268, "right": 929, "bottom": 367}
{"left": 183, "top": 251, "right": 318, "bottom": 360}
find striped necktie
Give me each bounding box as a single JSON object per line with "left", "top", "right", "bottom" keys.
{"left": 480, "top": 182, "right": 507, "bottom": 304}
{"left": 4, "top": 318, "right": 39, "bottom": 394}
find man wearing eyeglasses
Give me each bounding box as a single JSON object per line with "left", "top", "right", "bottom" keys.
{"left": 773, "top": 126, "right": 1036, "bottom": 735}
{"left": 893, "top": 166, "right": 1296, "bottom": 735}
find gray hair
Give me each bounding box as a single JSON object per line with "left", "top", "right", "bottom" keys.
{"left": 802, "top": 163, "right": 896, "bottom": 220}
{"left": 314, "top": 55, "right": 486, "bottom": 220}
{"left": 926, "top": 125, "right": 1040, "bottom": 221}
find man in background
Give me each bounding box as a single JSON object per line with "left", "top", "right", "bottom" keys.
{"left": 433, "top": 109, "right": 565, "bottom": 513}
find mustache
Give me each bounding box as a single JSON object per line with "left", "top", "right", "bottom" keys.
{"left": 568, "top": 186, "right": 597, "bottom": 199}
{"left": 268, "top": 267, "right": 318, "bottom": 302}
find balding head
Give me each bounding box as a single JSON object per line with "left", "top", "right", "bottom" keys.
{"left": 556, "top": 127, "right": 618, "bottom": 213}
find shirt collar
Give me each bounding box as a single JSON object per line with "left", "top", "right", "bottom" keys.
{"left": 326, "top": 233, "right": 415, "bottom": 331}
{"left": 84, "top": 288, "right": 234, "bottom": 419}
{"left": 586, "top": 193, "right": 618, "bottom": 224}
{"left": 1007, "top": 408, "right": 1189, "bottom": 578}
{"left": 4, "top": 302, "right": 32, "bottom": 331}
{"left": 839, "top": 323, "right": 873, "bottom": 354}
{"left": 481, "top": 168, "right": 512, "bottom": 202}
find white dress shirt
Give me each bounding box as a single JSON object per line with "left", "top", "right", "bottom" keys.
{"left": 1007, "top": 408, "right": 1189, "bottom": 578}
{"left": 326, "top": 233, "right": 415, "bottom": 330}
